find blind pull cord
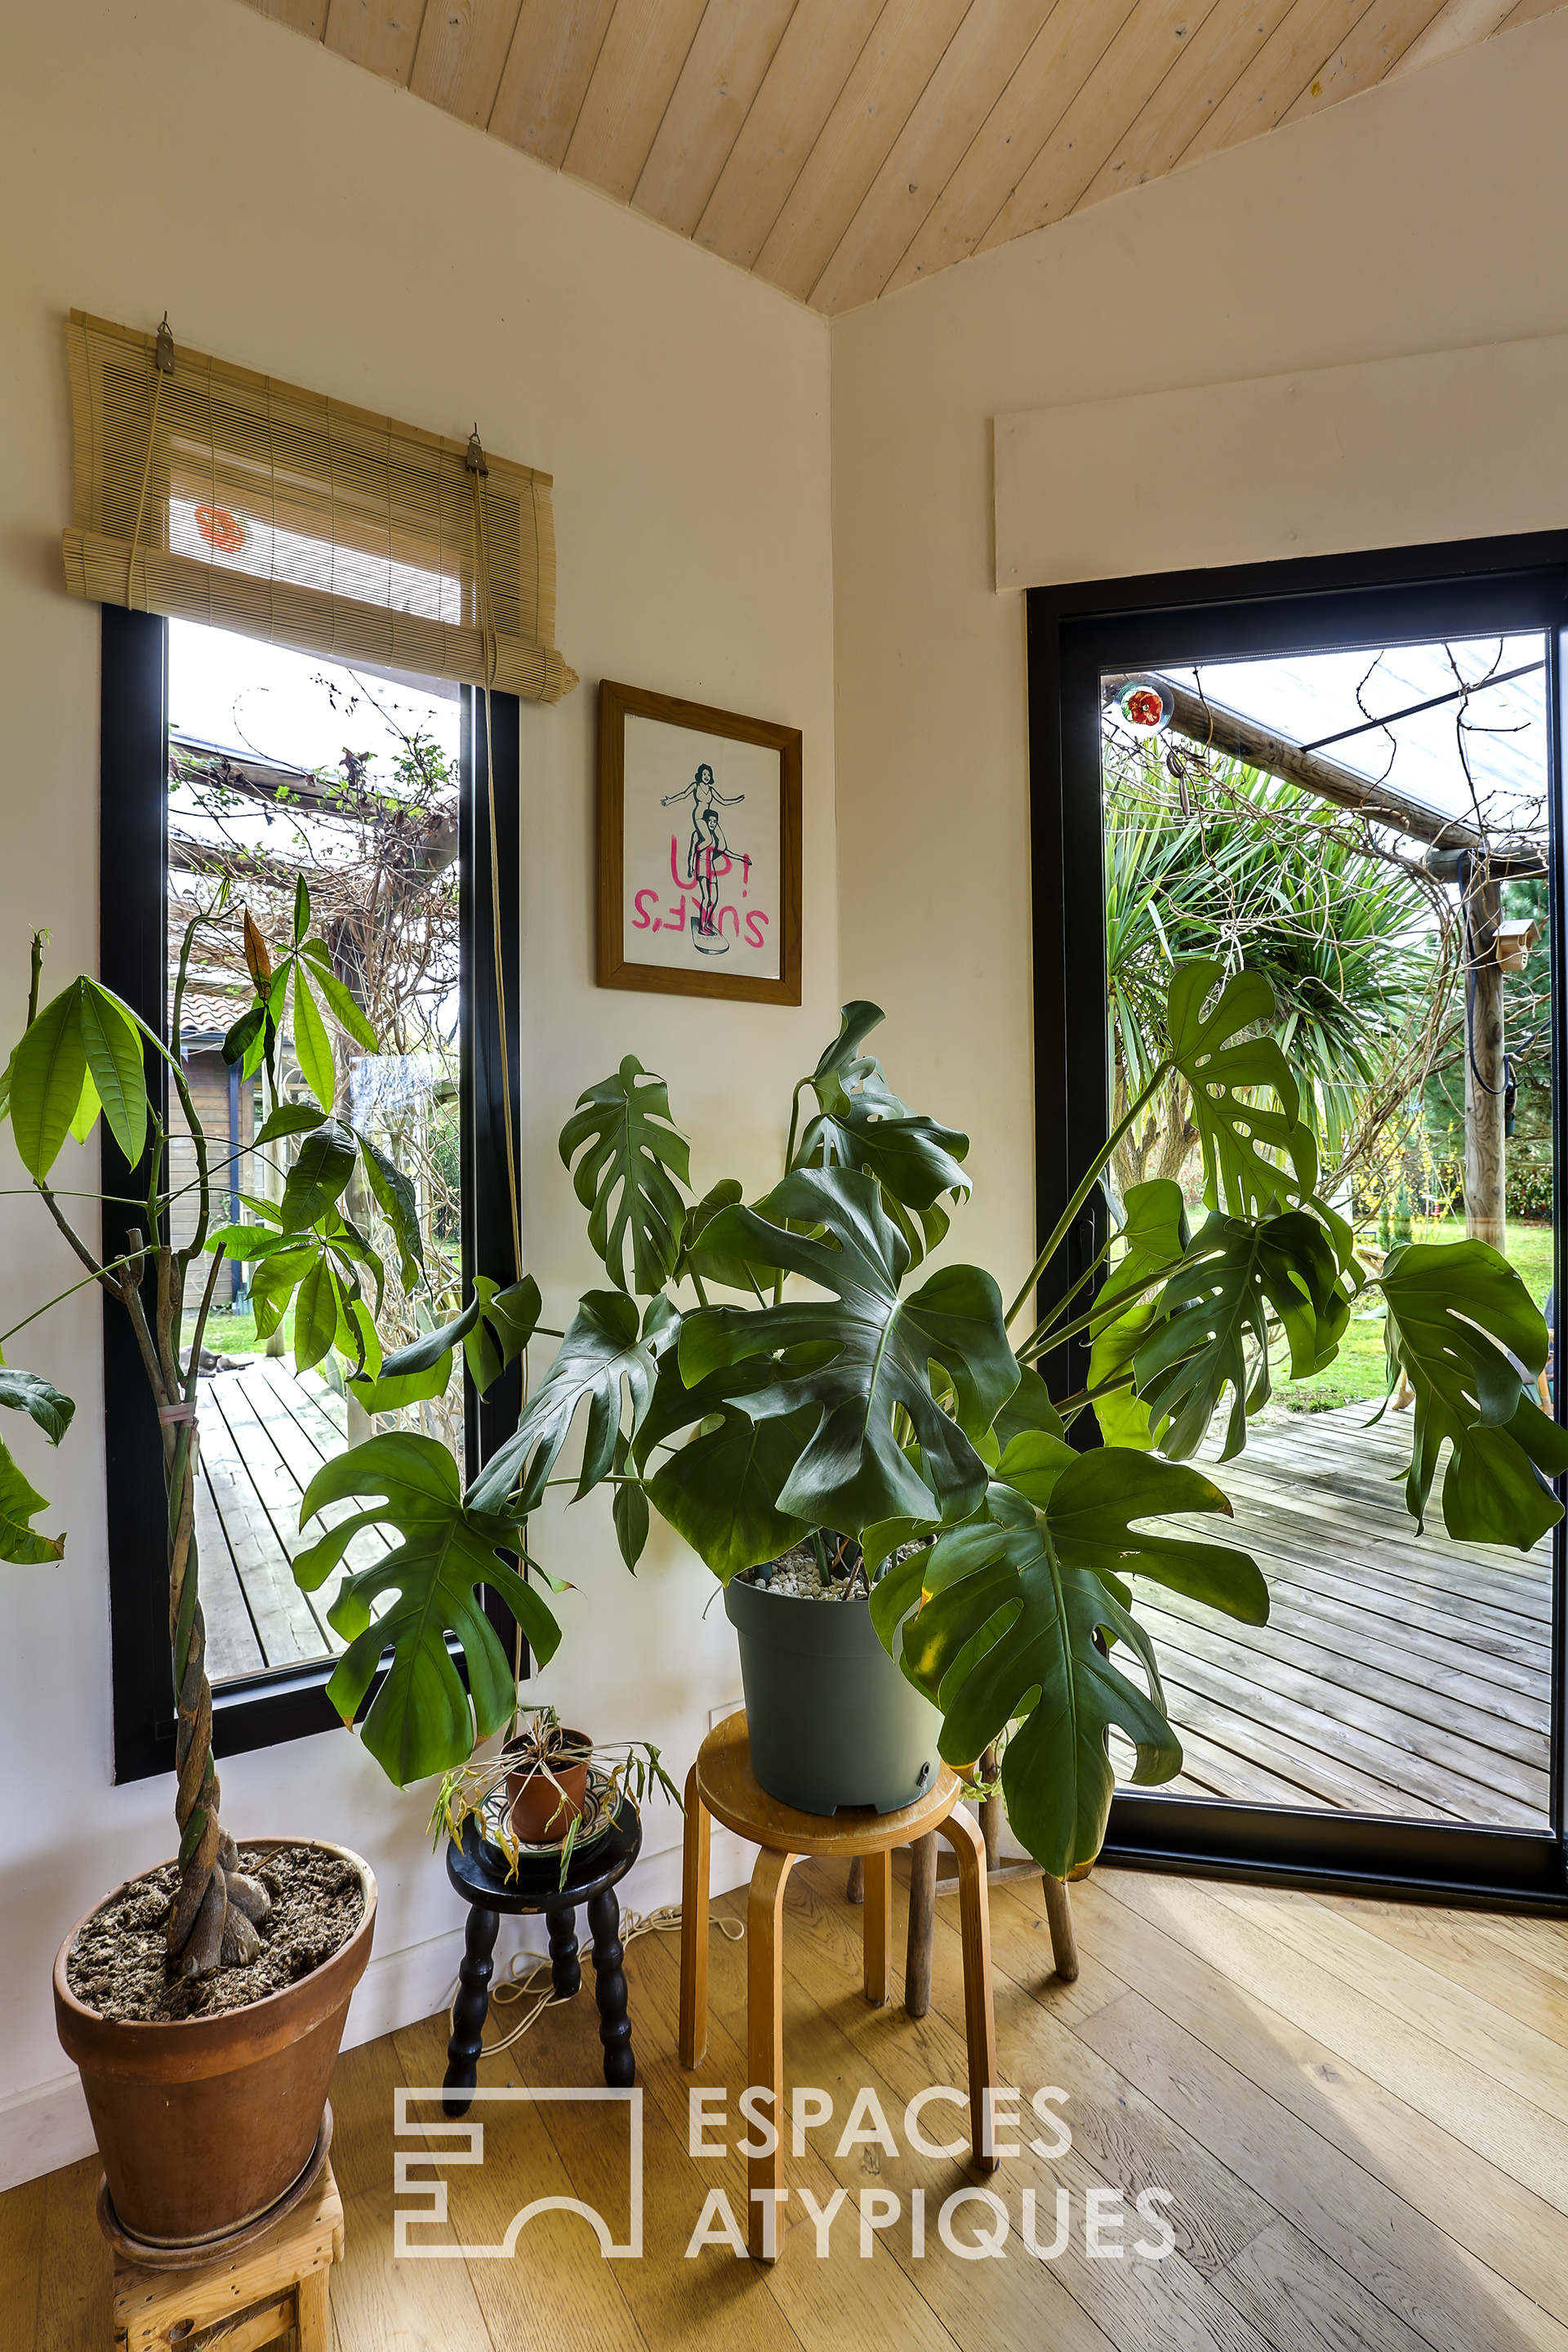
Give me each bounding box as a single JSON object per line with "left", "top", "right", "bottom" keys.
{"left": 467, "top": 428, "right": 523, "bottom": 1288}
{"left": 126, "top": 314, "right": 174, "bottom": 612}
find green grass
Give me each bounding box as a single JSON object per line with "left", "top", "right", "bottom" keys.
{"left": 1277, "top": 1215, "right": 1553, "bottom": 1412}
{"left": 181, "top": 1299, "right": 294, "bottom": 1361}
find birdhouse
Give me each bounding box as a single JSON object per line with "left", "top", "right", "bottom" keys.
{"left": 1495, "top": 918, "right": 1540, "bottom": 973}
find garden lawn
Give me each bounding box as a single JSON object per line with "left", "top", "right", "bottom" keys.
{"left": 1277, "top": 1216, "right": 1553, "bottom": 1411}
{"left": 180, "top": 1300, "right": 293, "bottom": 1360}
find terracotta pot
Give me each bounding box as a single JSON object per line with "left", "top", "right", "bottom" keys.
{"left": 504, "top": 1730, "right": 590, "bottom": 1842}
{"left": 53, "top": 1840, "right": 376, "bottom": 2248}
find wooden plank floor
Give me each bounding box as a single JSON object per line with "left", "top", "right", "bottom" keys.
{"left": 1118, "top": 1402, "right": 1555, "bottom": 1828}
{"left": 11, "top": 1857, "right": 1568, "bottom": 2350}
{"left": 197, "top": 1356, "right": 394, "bottom": 1686}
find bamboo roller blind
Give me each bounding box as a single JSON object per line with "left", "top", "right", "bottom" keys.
{"left": 62, "top": 312, "right": 577, "bottom": 703}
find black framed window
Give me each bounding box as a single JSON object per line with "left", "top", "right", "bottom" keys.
{"left": 101, "top": 606, "right": 522, "bottom": 1780}
{"left": 1028, "top": 531, "right": 1568, "bottom": 1909}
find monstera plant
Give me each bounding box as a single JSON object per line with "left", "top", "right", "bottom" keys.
{"left": 314, "top": 956, "right": 1568, "bottom": 1880}
{"left": 0, "top": 888, "right": 541, "bottom": 1977}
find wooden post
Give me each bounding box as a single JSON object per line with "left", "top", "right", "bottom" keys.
{"left": 746, "top": 1848, "right": 795, "bottom": 2260}
{"left": 1102, "top": 673, "right": 1486, "bottom": 852}
{"left": 678, "top": 1767, "right": 710, "bottom": 2069}
{"left": 937, "top": 1806, "right": 998, "bottom": 2173}
{"left": 1464, "top": 872, "right": 1506, "bottom": 1250}
{"left": 863, "top": 1849, "right": 892, "bottom": 2006}
{"left": 905, "top": 1833, "right": 938, "bottom": 2019}
{"left": 844, "top": 1855, "right": 864, "bottom": 1905}
{"left": 1040, "top": 1874, "right": 1080, "bottom": 1982}
{"left": 978, "top": 1746, "right": 1001, "bottom": 1873}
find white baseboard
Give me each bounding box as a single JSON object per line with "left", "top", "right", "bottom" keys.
{"left": 0, "top": 2068, "right": 94, "bottom": 2194}
{"left": 0, "top": 1834, "right": 758, "bottom": 2194}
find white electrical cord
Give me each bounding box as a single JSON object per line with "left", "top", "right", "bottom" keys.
{"left": 446, "top": 1904, "right": 744, "bottom": 2060}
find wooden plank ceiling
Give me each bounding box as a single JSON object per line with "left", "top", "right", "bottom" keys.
{"left": 244, "top": 0, "right": 1561, "bottom": 311}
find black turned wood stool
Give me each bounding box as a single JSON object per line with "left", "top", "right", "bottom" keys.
{"left": 443, "top": 1797, "right": 643, "bottom": 2114}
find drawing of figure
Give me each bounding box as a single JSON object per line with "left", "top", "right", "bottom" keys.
{"left": 662, "top": 762, "right": 745, "bottom": 954}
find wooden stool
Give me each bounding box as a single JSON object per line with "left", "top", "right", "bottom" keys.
{"left": 443, "top": 1796, "right": 643, "bottom": 2112}
{"left": 679, "top": 1712, "right": 998, "bottom": 2261}
{"left": 110, "top": 2160, "right": 342, "bottom": 2351}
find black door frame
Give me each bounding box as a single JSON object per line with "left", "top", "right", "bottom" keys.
{"left": 101, "top": 608, "right": 523, "bottom": 1780}
{"left": 1027, "top": 529, "right": 1568, "bottom": 1909}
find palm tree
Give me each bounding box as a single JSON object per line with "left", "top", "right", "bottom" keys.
{"left": 1104, "top": 742, "right": 1442, "bottom": 1208}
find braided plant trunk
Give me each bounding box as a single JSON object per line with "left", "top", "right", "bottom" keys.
{"left": 163, "top": 1398, "right": 270, "bottom": 1975}
{"left": 74, "top": 1185, "right": 270, "bottom": 1976}
{"left": 113, "top": 1227, "right": 272, "bottom": 1978}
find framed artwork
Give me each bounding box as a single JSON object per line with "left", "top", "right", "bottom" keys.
{"left": 596, "top": 679, "right": 802, "bottom": 1004}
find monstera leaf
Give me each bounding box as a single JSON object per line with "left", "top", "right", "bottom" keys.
{"left": 1379, "top": 1241, "right": 1568, "bottom": 1548}
{"left": 991, "top": 1363, "right": 1065, "bottom": 1451}
{"left": 892, "top": 1486, "right": 1179, "bottom": 1878}
{"left": 466, "top": 1290, "right": 661, "bottom": 1517}
{"left": 294, "top": 1432, "right": 559, "bottom": 1787}
{"left": 877, "top": 1438, "right": 1262, "bottom": 1877}
{"left": 1089, "top": 1179, "right": 1189, "bottom": 1450}
{"left": 675, "top": 1179, "right": 769, "bottom": 1298}
{"left": 1000, "top": 1433, "right": 1268, "bottom": 1619}
{"left": 648, "top": 1403, "right": 817, "bottom": 1582}
{"left": 795, "top": 1101, "right": 971, "bottom": 1267}
{"left": 794, "top": 1001, "right": 971, "bottom": 1267}
{"left": 679, "top": 1165, "right": 1018, "bottom": 1530}
{"left": 1165, "top": 960, "right": 1352, "bottom": 1262}
{"left": 634, "top": 1354, "right": 817, "bottom": 1579}
{"left": 806, "top": 1000, "right": 890, "bottom": 1115}
{"left": 1130, "top": 1209, "right": 1350, "bottom": 1460}
{"left": 559, "top": 1058, "right": 691, "bottom": 1294}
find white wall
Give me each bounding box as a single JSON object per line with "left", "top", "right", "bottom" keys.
{"left": 0, "top": 0, "right": 834, "bottom": 2185}
{"left": 830, "top": 8, "right": 1568, "bottom": 1300}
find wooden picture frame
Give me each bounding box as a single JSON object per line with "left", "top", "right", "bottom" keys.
{"left": 596, "top": 679, "right": 802, "bottom": 1004}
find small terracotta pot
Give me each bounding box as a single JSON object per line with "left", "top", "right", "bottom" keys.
{"left": 53, "top": 1839, "right": 375, "bottom": 2248}
{"left": 504, "top": 1730, "right": 590, "bottom": 1842}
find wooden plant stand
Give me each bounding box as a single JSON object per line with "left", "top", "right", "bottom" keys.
{"left": 442, "top": 1793, "right": 644, "bottom": 2113}
{"left": 848, "top": 1837, "right": 1080, "bottom": 2010}
{"left": 679, "top": 1711, "right": 999, "bottom": 2262}
{"left": 109, "top": 2160, "right": 343, "bottom": 2352}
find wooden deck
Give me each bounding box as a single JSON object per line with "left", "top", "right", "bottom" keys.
{"left": 195, "top": 1356, "right": 394, "bottom": 1686}
{"left": 198, "top": 1367, "right": 1553, "bottom": 1826}
{"left": 1120, "top": 1401, "right": 1555, "bottom": 1828}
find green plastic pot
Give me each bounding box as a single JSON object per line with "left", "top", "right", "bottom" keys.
{"left": 724, "top": 1575, "right": 941, "bottom": 1814}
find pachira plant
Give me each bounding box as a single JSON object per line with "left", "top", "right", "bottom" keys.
{"left": 429, "top": 1705, "right": 681, "bottom": 1888}
{"left": 330, "top": 954, "right": 1567, "bottom": 1882}
{"left": 0, "top": 883, "right": 543, "bottom": 1978}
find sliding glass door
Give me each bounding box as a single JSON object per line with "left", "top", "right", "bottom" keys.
{"left": 1029, "top": 537, "right": 1568, "bottom": 1903}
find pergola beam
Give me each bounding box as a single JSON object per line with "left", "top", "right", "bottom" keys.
{"left": 168, "top": 735, "right": 458, "bottom": 877}
{"left": 1104, "top": 671, "right": 1535, "bottom": 1245}
{"left": 1104, "top": 672, "right": 1484, "bottom": 853}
